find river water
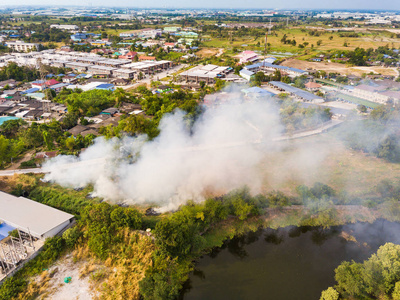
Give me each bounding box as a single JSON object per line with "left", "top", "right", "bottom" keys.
{"left": 181, "top": 220, "right": 400, "bottom": 300}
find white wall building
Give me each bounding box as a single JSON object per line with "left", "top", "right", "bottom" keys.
{"left": 6, "top": 41, "right": 39, "bottom": 52}
{"left": 50, "top": 24, "right": 79, "bottom": 31}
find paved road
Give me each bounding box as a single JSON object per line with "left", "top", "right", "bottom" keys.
{"left": 0, "top": 120, "right": 344, "bottom": 177}
{"left": 0, "top": 168, "right": 46, "bottom": 176}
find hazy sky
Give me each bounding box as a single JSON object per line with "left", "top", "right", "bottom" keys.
{"left": 6, "top": 0, "right": 400, "bottom": 10}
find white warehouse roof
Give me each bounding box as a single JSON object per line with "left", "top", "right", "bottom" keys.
{"left": 0, "top": 191, "right": 74, "bottom": 239}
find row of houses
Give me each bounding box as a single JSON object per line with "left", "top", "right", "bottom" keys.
{"left": 0, "top": 49, "right": 174, "bottom": 80}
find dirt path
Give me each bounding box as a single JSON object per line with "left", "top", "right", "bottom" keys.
{"left": 216, "top": 48, "right": 224, "bottom": 57}
{"left": 6, "top": 150, "right": 35, "bottom": 170}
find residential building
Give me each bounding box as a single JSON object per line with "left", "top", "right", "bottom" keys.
{"left": 305, "top": 81, "right": 322, "bottom": 92}
{"left": 238, "top": 50, "right": 259, "bottom": 64}
{"left": 6, "top": 40, "right": 39, "bottom": 52}
{"left": 239, "top": 69, "right": 255, "bottom": 81}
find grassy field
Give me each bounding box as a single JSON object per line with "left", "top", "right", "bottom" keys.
{"left": 201, "top": 26, "right": 400, "bottom": 58}
{"left": 259, "top": 132, "right": 400, "bottom": 199}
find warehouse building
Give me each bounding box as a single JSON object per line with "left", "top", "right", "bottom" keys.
{"left": 181, "top": 64, "right": 232, "bottom": 84}
{"left": 269, "top": 81, "right": 324, "bottom": 103}
{"left": 0, "top": 191, "right": 74, "bottom": 240}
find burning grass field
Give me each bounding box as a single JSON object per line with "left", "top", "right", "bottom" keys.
{"left": 260, "top": 132, "right": 400, "bottom": 199}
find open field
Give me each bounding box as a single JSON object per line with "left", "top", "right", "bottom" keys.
{"left": 201, "top": 27, "right": 400, "bottom": 58}
{"left": 280, "top": 58, "right": 399, "bottom": 76}
{"left": 260, "top": 132, "right": 400, "bottom": 198}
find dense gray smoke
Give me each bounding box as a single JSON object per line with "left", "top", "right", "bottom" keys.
{"left": 43, "top": 92, "right": 287, "bottom": 211}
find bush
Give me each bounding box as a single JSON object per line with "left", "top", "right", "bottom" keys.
{"left": 19, "top": 159, "right": 37, "bottom": 169}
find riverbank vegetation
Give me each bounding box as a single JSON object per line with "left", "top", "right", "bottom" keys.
{"left": 1, "top": 174, "right": 400, "bottom": 299}
{"left": 321, "top": 243, "right": 400, "bottom": 300}
{"left": 334, "top": 105, "right": 400, "bottom": 163}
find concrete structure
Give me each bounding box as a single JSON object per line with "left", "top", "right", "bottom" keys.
{"left": 88, "top": 65, "right": 117, "bottom": 76}
{"left": 65, "top": 62, "right": 91, "bottom": 72}
{"left": 351, "top": 84, "right": 390, "bottom": 104}
{"left": 0, "top": 191, "right": 74, "bottom": 240}
{"left": 6, "top": 41, "right": 39, "bottom": 52}
{"left": 112, "top": 68, "right": 135, "bottom": 79}
{"left": 121, "top": 60, "right": 173, "bottom": 74}
{"left": 0, "top": 49, "right": 173, "bottom": 80}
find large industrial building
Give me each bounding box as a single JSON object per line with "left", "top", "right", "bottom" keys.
{"left": 180, "top": 64, "right": 232, "bottom": 84}
{"left": 0, "top": 191, "right": 74, "bottom": 281}
{"left": 0, "top": 191, "right": 74, "bottom": 240}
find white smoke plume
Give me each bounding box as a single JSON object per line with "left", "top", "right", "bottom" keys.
{"left": 43, "top": 93, "right": 285, "bottom": 211}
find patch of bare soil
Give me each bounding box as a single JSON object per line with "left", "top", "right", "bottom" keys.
{"left": 38, "top": 254, "right": 99, "bottom": 300}
{"left": 197, "top": 47, "right": 219, "bottom": 58}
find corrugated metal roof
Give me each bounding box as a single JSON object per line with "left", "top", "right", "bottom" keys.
{"left": 270, "top": 81, "right": 323, "bottom": 102}
{"left": 0, "top": 191, "right": 74, "bottom": 238}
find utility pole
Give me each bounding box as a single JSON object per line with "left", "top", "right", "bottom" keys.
{"left": 37, "top": 58, "right": 51, "bottom": 115}
{"left": 268, "top": 19, "right": 272, "bottom": 35}
{"left": 263, "top": 31, "right": 268, "bottom": 71}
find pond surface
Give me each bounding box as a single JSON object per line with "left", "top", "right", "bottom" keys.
{"left": 0, "top": 116, "right": 19, "bottom": 126}
{"left": 181, "top": 220, "right": 400, "bottom": 300}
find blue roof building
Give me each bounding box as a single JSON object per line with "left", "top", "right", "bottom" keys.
{"left": 21, "top": 87, "right": 40, "bottom": 94}
{"left": 95, "top": 83, "right": 115, "bottom": 91}
{"left": 241, "top": 86, "right": 276, "bottom": 97}
{"left": 71, "top": 34, "right": 86, "bottom": 40}
{"left": 269, "top": 81, "right": 323, "bottom": 103}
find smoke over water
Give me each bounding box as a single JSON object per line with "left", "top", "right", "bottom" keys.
{"left": 44, "top": 95, "right": 285, "bottom": 211}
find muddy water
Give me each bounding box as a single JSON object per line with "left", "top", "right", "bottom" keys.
{"left": 181, "top": 220, "right": 400, "bottom": 300}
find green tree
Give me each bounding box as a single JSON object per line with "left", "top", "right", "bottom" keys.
{"left": 320, "top": 287, "right": 339, "bottom": 300}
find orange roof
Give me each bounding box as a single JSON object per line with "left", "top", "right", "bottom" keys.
{"left": 139, "top": 56, "right": 156, "bottom": 61}
{"left": 305, "top": 81, "right": 322, "bottom": 88}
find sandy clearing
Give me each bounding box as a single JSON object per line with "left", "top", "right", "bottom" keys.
{"left": 197, "top": 47, "right": 219, "bottom": 58}
{"left": 43, "top": 254, "right": 97, "bottom": 300}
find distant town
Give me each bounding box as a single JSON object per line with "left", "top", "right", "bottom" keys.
{"left": 1, "top": 6, "right": 400, "bottom": 300}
